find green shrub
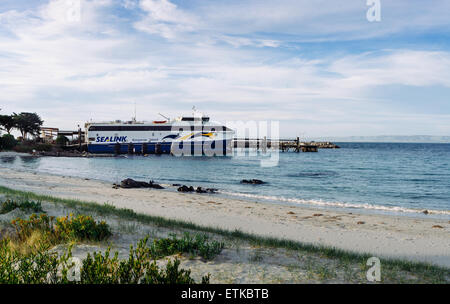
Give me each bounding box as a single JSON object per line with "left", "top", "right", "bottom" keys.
{"left": 0, "top": 200, "right": 18, "bottom": 214}
{"left": 35, "top": 143, "right": 53, "bottom": 152}
{"left": 18, "top": 200, "right": 43, "bottom": 213}
{"left": 13, "top": 144, "right": 34, "bottom": 153}
{"left": 0, "top": 134, "right": 17, "bottom": 150}
{"left": 0, "top": 238, "right": 72, "bottom": 284}
{"left": 0, "top": 231, "right": 212, "bottom": 284}
{"left": 11, "top": 213, "right": 112, "bottom": 245}
{"left": 150, "top": 233, "right": 224, "bottom": 260}
{"left": 0, "top": 236, "right": 206, "bottom": 284}
{"left": 80, "top": 237, "right": 208, "bottom": 284}
{"left": 142, "top": 258, "right": 198, "bottom": 284}
{"left": 0, "top": 199, "right": 43, "bottom": 214}
{"left": 55, "top": 214, "right": 111, "bottom": 242}
{"left": 12, "top": 142, "right": 53, "bottom": 153}
{"left": 56, "top": 135, "right": 69, "bottom": 146}
{"left": 80, "top": 248, "right": 120, "bottom": 284}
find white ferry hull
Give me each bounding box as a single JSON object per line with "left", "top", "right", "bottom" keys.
{"left": 85, "top": 118, "right": 234, "bottom": 155}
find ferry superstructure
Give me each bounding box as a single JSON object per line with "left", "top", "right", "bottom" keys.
{"left": 85, "top": 115, "right": 234, "bottom": 155}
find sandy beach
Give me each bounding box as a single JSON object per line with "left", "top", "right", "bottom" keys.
{"left": 0, "top": 166, "right": 448, "bottom": 268}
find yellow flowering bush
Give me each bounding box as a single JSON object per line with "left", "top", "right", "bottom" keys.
{"left": 55, "top": 214, "right": 111, "bottom": 242}
{"left": 11, "top": 213, "right": 55, "bottom": 242}
{"left": 11, "top": 213, "right": 111, "bottom": 244}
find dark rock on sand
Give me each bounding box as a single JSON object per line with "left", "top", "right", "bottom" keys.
{"left": 121, "top": 178, "right": 146, "bottom": 188}
{"left": 149, "top": 180, "right": 164, "bottom": 189}
{"left": 176, "top": 185, "right": 217, "bottom": 193}
{"left": 196, "top": 187, "right": 208, "bottom": 193}
{"left": 422, "top": 210, "right": 429, "bottom": 215}
{"left": 241, "top": 179, "right": 265, "bottom": 185}
{"left": 117, "top": 178, "right": 165, "bottom": 189}
{"left": 177, "top": 185, "right": 195, "bottom": 192}
{"left": 196, "top": 187, "right": 218, "bottom": 193}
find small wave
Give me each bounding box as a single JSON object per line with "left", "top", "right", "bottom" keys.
{"left": 286, "top": 171, "right": 338, "bottom": 178}
{"left": 157, "top": 177, "right": 222, "bottom": 184}
{"left": 218, "top": 191, "right": 450, "bottom": 216}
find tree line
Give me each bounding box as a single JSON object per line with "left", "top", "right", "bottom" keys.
{"left": 0, "top": 112, "right": 43, "bottom": 140}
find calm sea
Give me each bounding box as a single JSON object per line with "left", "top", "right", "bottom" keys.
{"left": 1, "top": 143, "right": 449, "bottom": 218}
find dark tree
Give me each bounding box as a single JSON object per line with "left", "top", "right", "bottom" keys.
{"left": 0, "top": 134, "right": 17, "bottom": 150}
{"left": 12, "top": 112, "right": 44, "bottom": 140}
{"left": 0, "top": 115, "right": 16, "bottom": 134}
{"left": 56, "top": 134, "right": 69, "bottom": 146}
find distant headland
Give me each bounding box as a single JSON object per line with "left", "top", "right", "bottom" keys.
{"left": 312, "top": 135, "right": 450, "bottom": 143}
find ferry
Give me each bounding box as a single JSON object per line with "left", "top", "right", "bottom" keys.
{"left": 85, "top": 113, "right": 234, "bottom": 155}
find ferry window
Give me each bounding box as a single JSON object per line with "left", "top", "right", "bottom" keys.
{"left": 88, "top": 126, "right": 172, "bottom": 131}
{"left": 87, "top": 125, "right": 229, "bottom": 132}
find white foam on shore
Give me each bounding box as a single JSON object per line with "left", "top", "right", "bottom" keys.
{"left": 218, "top": 191, "right": 450, "bottom": 216}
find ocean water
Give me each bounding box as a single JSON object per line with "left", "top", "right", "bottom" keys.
{"left": 1, "top": 143, "right": 449, "bottom": 218}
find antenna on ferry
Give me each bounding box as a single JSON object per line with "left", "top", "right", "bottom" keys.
{"left": 132, "top": 102, "right": 137, "bottom": 122}
{"left": 159, "top": 113, "right": 170, "bottom": 121}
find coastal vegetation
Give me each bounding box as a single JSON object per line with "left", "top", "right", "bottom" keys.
{"left": 56, "top": 135, "right": 69, "bottom": 146}
{"left": 149, "top": 233, "right": 224, "bottom": 260}
{"left": 0, "top": 134, "right": 16, "bottom": 151}
{"left": 0, "top": 112, "right": 46, "bottom": 152}
{"left": 0, "top": 115, "right": 15, "bottom": 135}
{"left": 0, "top": 112, "right": 76, "bottom": 154}
{"left": 0, "top": 237, "right": 209, "bottom": 284}
{"left": 11, "top": 213, "right": 112, "bottom": 245}
{"left": 0, "top": 199, "right": 43, "bottom": 214}
{"left": 0, "top": 112, "right": 43, "bottom": 140}
{"left": 79, "top": 244, "right": 210, "bottom": 284}
{"left": 0, "top": 200, "right": 215, "bottom": 284}
{"left": 0, "top": 186, "right": 448, "bottom": 284}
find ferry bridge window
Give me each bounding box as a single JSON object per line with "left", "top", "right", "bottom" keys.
{"left": 89, "top": 126, "right": 173, "bottom": 131}
{"left": 88, "top": 125, "right": 231, "bottom": 132}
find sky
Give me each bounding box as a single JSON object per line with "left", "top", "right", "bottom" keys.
{"left": 0, "top": 0, "right": 450, "bottom": 138}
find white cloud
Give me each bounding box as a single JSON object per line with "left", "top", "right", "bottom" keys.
{"left": 121, "top": 0, "right": 137, "bottom": 10}
{"left": 328, "top": 50, "right": 450, "bottom": 90}
{"left": 194, "top": 0, "right": 450, "bottom": 41}
{"left": 133, "top": 0, "right": 196, "bottom": 39}
{"left": 139, "top": 0, "right": 184, "bottom": 23}
{"left": 219, "top": 35, "right": 281, "bottom": 48}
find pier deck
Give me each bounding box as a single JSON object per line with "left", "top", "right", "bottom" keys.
{"left": 232, "top": 138, "right": 339, "bottom": 152}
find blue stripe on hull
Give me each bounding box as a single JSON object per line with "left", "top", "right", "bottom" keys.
{"left": 87, "top": 140, "right": 231, "bottom": 155}
{"left": 87, "top": 143, "right": 172, "bottom": 154}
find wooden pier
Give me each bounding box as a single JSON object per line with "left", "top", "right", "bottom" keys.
{"left": 232, "top": 137, "right": 339, "bottom": 152}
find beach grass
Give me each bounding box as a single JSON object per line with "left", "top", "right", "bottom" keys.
{"left": 0, "top": 185, "right": 448, "bottom": 283}
{"left": 0, "top": 198, "right": 43, "bottom": 214}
